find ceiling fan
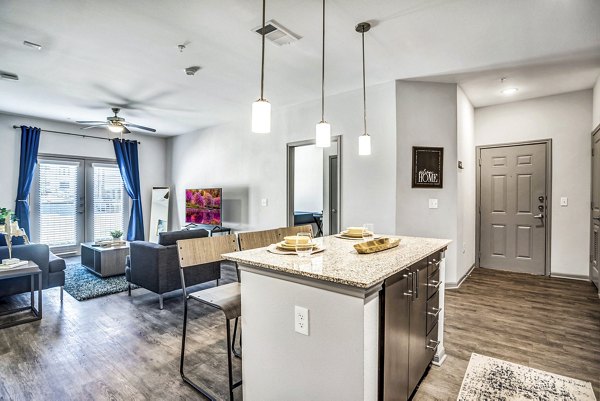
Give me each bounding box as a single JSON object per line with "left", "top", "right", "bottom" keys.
{"left": 76, "top": 107, "right": 156, "bottom": 134}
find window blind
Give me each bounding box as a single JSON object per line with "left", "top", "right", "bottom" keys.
{"left": 37, "top": 161, "right": 79, "bottom": 247}
{"left": 93, "top": 164, "right": 125, "bottom": 241}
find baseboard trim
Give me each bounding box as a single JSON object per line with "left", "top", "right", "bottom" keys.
{"left": 446, "top": 263, "right": 476, "bottom": 290}
{"left": 549, "top": 272, "right": 590, "bottom": 281}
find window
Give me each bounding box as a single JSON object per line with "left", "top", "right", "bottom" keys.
{"left": 37, "top": 160, "right": 80, "bottom": 248}
{"left": 31, "top": 156, "right": 129, "bottom": 255}
{"left": 92, "top": 164, "right": 126, "bottom": 241}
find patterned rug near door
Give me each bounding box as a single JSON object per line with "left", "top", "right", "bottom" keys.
{"left": 64, "top": 263, "right": 137, "bottom": 301}
{"left": 457, "top": 353, "right": 596, "bottom": 401}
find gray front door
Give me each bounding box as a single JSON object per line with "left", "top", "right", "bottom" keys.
{"left": 590, "top": 129, "right": 600, "bottom": 291}
{"left": 479, "top": 143, "right": 547, "bottom": 274}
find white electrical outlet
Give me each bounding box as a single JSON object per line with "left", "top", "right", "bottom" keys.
{"left": 560, "top": 197, "right": 568, "bottom": 207}
{"left": 261, "top": 198, "right": 269, "bottom": 207}
{"left": 429, "top": 199, "right": 438, "bottom": 209}
{"left": 294, "top": 306, "right": 309, "bottom": 336}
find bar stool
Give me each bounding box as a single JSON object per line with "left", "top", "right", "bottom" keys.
{"left": 177, "top": 234, "right": 241, "bottom": 401}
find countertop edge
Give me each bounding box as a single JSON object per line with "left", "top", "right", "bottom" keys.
{"left": 224, "top": 241, "right": 450, "bottom": 290}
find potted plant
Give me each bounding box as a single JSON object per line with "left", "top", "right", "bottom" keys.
{"left": 110, "top": 230, "right": 124, "bottom": 243}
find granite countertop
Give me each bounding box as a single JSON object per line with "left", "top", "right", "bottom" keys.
{"left": 223, "top": 235, "right": 451, "bottom": 289}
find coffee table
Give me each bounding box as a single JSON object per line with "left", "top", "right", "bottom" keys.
{"left": 81, "top": 242, "right": 130, "bottom": 277}
{"left": 0, "top": 261, "right": 42, "bottom": 329}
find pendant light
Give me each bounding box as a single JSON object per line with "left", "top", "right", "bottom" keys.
{"left": 356, "top": 22, "right": 371, "bottom": 156}
{"left": 252, "top": 0, "right": 271, "bottom": 133}
{"left": 315, "top": 0, "right": 331, "bottom": 148}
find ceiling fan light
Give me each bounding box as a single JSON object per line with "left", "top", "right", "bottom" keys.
{"left": 108, "top": 124, "right": 123, "bottom": 133}
{"left": 252, "top": 99, "right": 271, "bottom": 133}
{"left": 315, "top": 121, "right": 331, "bottom": 148}
{"left": 359, "top": 134, "right": 371, "bottom": 156}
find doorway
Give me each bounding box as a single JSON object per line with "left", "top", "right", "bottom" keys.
{"left": 590, "top": 125, "right": 600, "bottom": 293}
{"left": 30, "top": 155, "right": 129, "bottom": 256}
{"left": 476, "top": 140, "right": 551, "bottom": 275}
{"left": 287, "top": 136, "right": 342, "bottom": 236}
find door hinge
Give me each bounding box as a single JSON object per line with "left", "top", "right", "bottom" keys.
{"left": 593, "top": 148, "right": 595, "bottom": 157}
{"left": 478, "top": 158, "right": 482, "bottom": 166}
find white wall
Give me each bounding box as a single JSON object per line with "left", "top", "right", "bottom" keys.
{"left": 395, "top": 81, "right": 459, "bottom": 284}
{"left": 294, "top": 145, "right": 323, "bottom": 212}
{"left": 456, "top": 87, "right": 476, "bottom": 281}
{"left": 475, "top": 90, "right": 593, "bottom": 277}
{"left": 594, "top": 75, "right": 600, "bottom": 129}
{"left": 0, "top": 112, "right": 168, "bottom": 240}
{"left": 168, "top": 82, "right": 397, "bottom": 234}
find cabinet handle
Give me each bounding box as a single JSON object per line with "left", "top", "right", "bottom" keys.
{"left": 427, "top": 280, "right": 442, "bottom": 289}
{"left": 427, "top": 307, "right": 443, "bottom": 318}
{"left": 403, "top": 290, "right": 413, "bottom": 297}
{"left": 428, "top": 260, "right": 440, "bottom": 266}
{"left": 426, "top": 339, "right": 440, "bottom": 351}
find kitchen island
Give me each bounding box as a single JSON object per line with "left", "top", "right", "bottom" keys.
{"left": 224, "top": 234, "right": 451, "bottom": 401}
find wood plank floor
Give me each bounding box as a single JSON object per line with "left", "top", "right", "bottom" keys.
{"left": 0, "top": 266, "right": 598, "bottom": 400}
{"left": 414, "top": 268, "right": 600, "bottom": 400}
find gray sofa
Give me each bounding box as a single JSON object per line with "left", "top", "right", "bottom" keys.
{"left": 125, "top": 229, "right": 221, "bottom": 309}
{"left": 0, "top": 244, "right": 66, "bottom": 299}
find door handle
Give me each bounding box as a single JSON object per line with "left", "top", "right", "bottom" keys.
{"left": 427, "top": 307, "right": 443, "bottom": 318}
{"left": 331, "top": 209, "right": 337, "bottom": 213}
{"left": 533, "top": 214, "right": 544, "bottom": 219}
{"left": 427, "top": 280, "right": 442, "bottom": 289}
{"left": 426, "top": 339, "right": 440, "bottom": 351}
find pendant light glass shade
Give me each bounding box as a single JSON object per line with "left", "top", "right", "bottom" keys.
{"left": 252, "top": 99, "right": 271, "bottom": 133}
{"left": 316, "top": 121, "right": 331, "bottom": 148}
{"left": 252, "top": 0, "right": 270, "bottom": 133}
{"left": 358, "top": 133, "right": 371, "bottom": 156}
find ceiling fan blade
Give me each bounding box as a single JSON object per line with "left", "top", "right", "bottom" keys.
{"left": 124, "top": 123, "right": 156, "bottom": 133}
{"left": 76, "top": 120, "right": 107, "bottom": 124}
{"left": 81, "top": 124, "right": 108, "bottom": 130}
{"left": 122, "top": 126, "right": 131, "bottom": 134}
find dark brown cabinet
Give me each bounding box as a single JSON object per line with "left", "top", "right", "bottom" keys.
{"left": 379, "top": 251, "right": 443, "bottom": 401}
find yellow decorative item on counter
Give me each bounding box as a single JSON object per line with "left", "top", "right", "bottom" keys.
{"left": 354, "top": 237, "right": 401, "bottom": 254}
{"left": 346, "top": 227, "right": 364, "bottom": 236}
{"left": 283, "top": 235, "right": 311, "bottom": 246}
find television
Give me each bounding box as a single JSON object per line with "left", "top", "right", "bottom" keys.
{"left": 185, "top": 188, "right": 222, "bottom": 226}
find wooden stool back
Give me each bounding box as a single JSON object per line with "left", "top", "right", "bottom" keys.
{"left": 238, "top": 228, "right": 281, "bottom": 251}
{"left": 277, "top": 225, "right": 313, "bottom": 239}
{"left": 177, "top": 234, "right": 238, "bottom": 268}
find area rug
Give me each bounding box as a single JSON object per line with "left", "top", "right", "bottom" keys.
{"left": 64, "top": 263, "right": 137, "bottom": 301}
{"left": 457, "top": 353, "right": 596, "bottom": 401}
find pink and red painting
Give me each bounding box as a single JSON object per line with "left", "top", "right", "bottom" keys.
{"left": 185, "top": 188, "right": 222, "bottom": 225}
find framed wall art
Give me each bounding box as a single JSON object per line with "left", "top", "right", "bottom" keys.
{"left": 412, "top": 146, "right": 443, "bottom": 188}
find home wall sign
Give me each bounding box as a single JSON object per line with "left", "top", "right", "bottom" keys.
{"left": 412, "top": 146, "right": 443, "bottom": 188}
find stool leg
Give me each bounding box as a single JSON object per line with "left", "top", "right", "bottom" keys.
{"left": 179, "top": 298, "right": 218, "bottom": 401}
{"left": 226, "top": 319, "right": 235, "bottom": 401}
{"left": 60, "top": 286, "right": 64, "bottom": 303}
{"left": 180, "top": 298, "right": 189, "bottom": 377}
{"left": 232, "top": 317, "right": 241, "bottom": 358}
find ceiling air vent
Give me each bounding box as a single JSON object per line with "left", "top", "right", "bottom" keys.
{"left": 253, "top": 20, "right": 300, "bottom": 46}
{"left": 0, "top": 71, "right": 19, "bottom": 81}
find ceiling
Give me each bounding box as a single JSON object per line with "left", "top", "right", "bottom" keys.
{"left": 0, "top": 0, "right": 599, "bottom": 136}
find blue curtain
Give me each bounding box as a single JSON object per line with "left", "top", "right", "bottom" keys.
{"left": 113, "top": 139, "right": 144, "bottom": 241}
{"left": 14, "top": 126, "right": 41, "bottom": 237}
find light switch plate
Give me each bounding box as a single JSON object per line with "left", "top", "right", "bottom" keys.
{"left": 429, "top": 199, "right": 438, "bottom": 209}
{"left": 261, "top": 198, "right": 269, "bottom": 207}
{"left": 560, "top": 197, "right": 568, "bottom": 207}
{"left": 294, "top": 306, "right": 309, "bottom": 336}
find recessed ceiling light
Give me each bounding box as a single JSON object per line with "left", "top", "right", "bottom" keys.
{"left": 23, "top": 40, "right": 42, "bottom": 50}
{"left": 501, "top": 87, "right": 519, "bottom": 96}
